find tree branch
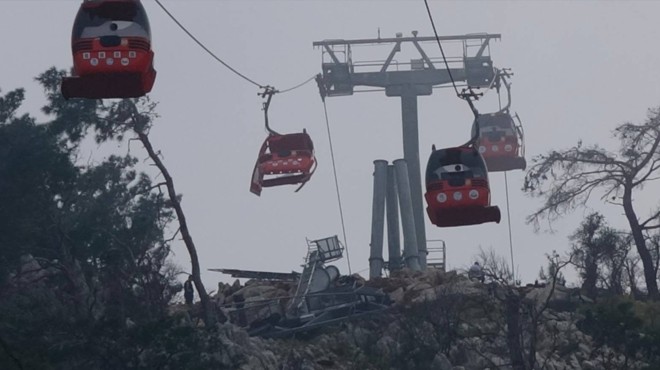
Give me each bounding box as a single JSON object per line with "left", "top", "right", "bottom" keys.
{"left": 632, "top": 125, "right": 660, "bottom": 174}
{"left": 164, "top": 227, "right": 181, "bottom": 243}
{"left": 633, "top": 159, "right": 660, "bottom": 187}
{"left": 526, "top": 174, "right": 620, "bottom": 226}
{"left": 640, "top": 209, "right": 660, "bottom": 228}
{"left": 148, "top": 181, "right": 167, "bottom": 192}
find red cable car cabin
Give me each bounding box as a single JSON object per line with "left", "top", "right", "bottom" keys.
{"left": 473, "top": 112, "right": 526, "bottom": 172}
{"left": 61, "top": 0, "right": 156, "bottom": 99}
{"left": 250, "top": 131, "right": 317, "bottom": 196}
{"left": 424, "top": 145, "right": 501, "bottom": 227}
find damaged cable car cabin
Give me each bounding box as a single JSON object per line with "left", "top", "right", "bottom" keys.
{"left": 472, "top": 111, "right": 526, "bottom": 172}
{"left": 250, "top": 131, "right": 317, "bottom": 196}
{"left": 61, "top": 0, "right": 156, "bottom": 99}
{"left": 424, "top": 145, "right": 501, "bottom": 227}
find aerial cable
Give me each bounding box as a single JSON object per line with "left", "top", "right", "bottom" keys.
{"left": 498, "top": 86, "right": 516, "bottom": 283}
{"left": 278, "top": 75, "right": 318, "bottom": 94}
{"left": 424, "top": 0, "right": 482, "bottom": 146}
{"left": 504, "top": 172, "right": 515, "bottom": 282}
{"left": 423, "top": 0, "right": 459, "bottom": 97}
{"left": 257, "top": 76, "right": 317, "bottom": 135}
{"left": 154, "top": 0, "right": 318, "bottom": 96}
{"left": 316, "top": 75, "right": 352, "bottom": 274}
{"left": 423, "top": 0, "right": 482, "bottom": 109}
{"left": 322, "top": 100, "right": 352, "bottom": 275}
{"left": 154, "top": 0, "right": 264, "bottom": 88}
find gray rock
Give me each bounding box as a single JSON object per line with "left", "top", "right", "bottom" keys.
{"left": 412, "top": 287, "right": 437, "bottom": 303}
{"left": 389, "top": 287, "right": 405, "bottom": 304}
{"left": 431, "top": 353, "right": 453, "bottom": 370}
{"left": 376, "top": 335, "right": 400, "bottom": 360}
{"left": 411, "top": 282, "right": 433, "bottom": 291}
{"left": 582, "top": 360, "right": 597, "bottom": 370}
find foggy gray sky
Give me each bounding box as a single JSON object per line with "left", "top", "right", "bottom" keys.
{"left": 2, "top": 0, "right": 660, "bottom": 290}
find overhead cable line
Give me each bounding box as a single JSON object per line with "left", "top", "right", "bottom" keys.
{"left": 316, "top": 76, "right": 352, "bottom": 274}
{"left": 498, "top": 87, "right": 517, "bottom": 283}
{"left": 322, "top": 100, "right": 352, "bottom": 275}
{"left": 154, "top": 0, "right": 263, "bottom": 88}
{"left": 504, "top": 171, "right": 516, "bottom": 282}
{"left": 278, "top": 75, "right": 318, "bottom": 94}
{"left": 154, "top": 0, "right": 316, "bottom": 95}
{"left": 423, "top": 0, "right": 459, "bottom": 97}
{"left": 424, "top": 0, "right": 481, "bottom": 147}
{"left": 423, "top": 0, "right": 480, "bottom": 116}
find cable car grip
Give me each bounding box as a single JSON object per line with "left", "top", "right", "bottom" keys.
{"left": 258, "top": 86, "right": 280, "bottom": 136}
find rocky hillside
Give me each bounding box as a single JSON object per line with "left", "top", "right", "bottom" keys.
{"left": 174, "top": 268, "right": 656, "bottom": 370}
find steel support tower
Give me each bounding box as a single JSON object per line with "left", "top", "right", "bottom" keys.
{"left": 314, "top": 32, "right": 500, "bottom": 268}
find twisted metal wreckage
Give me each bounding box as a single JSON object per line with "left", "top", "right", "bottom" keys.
{"left": 211, "top": 236, "right": 391, "bottom": 338}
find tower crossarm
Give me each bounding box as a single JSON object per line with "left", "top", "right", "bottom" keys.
{"left": 314, "top": 32, "right": 500, "bottom": 95}
{"left": 312, "top": 33, "right": 501, "bottom": 47}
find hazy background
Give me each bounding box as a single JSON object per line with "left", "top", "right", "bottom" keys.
{"left": 2, "top": 0, "right": 660, "bottom": 293}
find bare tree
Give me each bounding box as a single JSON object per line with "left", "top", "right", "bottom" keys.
{"left": 524, "top": 107, "right": 660, "bottom": 299}
{"left": 522, "top": 252, "right": 572, "bottom": 370}
{"left": 475, "top": 248, "right": 572, "bottom": 370}
{"left": 537, "top": 260, "right": 566, "bottom": 287}
{"left": 119, "top": 100, "right": 217, "bottom": 326}
{"left": 474, "top": 247, "right": 516, "bottom": 285}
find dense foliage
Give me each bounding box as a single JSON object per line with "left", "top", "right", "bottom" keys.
{"left": 0, "top": 76, "right": 225, "bottom": 369}
{"left": 578, "top": 297, "right": 660, "bottom": 369}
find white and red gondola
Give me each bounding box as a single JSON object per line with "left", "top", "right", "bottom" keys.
{"left": 61, "top": 0, "right": 156, "bottom": 99}
{"left": 424, "top": 145, "right": 501, "bottom": 227}
{"left": 250, "top": 131, "right": 316, "bottom": 196}
{"left": 473, "top": 111, "right": 526, "bottom": 172}
{"left": 472, "top": 72, "right": 526, "bottom": 172}
{"left": 250, "top": 88, "right": 317, "bottom": 196}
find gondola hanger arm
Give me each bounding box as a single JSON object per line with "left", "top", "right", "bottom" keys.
{"left": 258, "top": 86, "right": 280, "bottom": 136}
{"left": 459, "top": 88, "right": 482, "bottom": 147}
{"left": 498, "top": 69, "right": 514, "bottom": 113}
